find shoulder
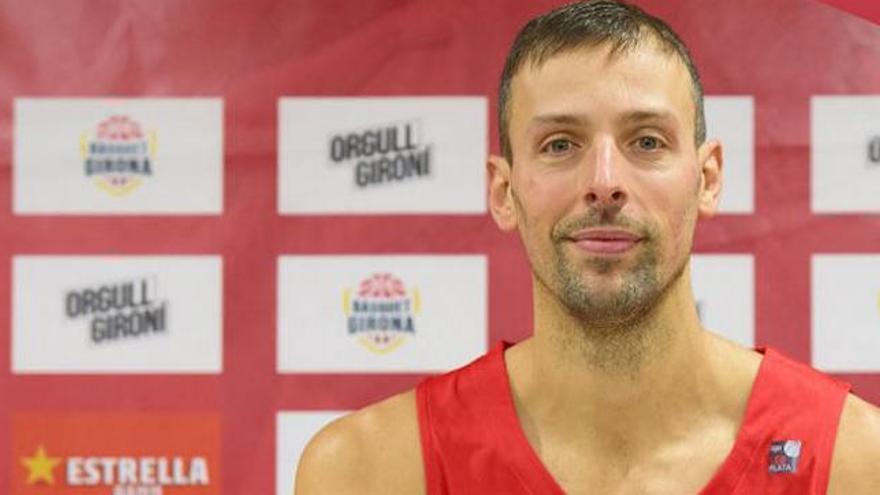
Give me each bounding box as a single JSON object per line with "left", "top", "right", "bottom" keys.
{"left": 828, "top": 393, "right": 880, "bottom": 494}
{"left": 294, "top": 389, "right": 425, "bottom": 495}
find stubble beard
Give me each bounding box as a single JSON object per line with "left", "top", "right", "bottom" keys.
{"left": 548, "top": 210, "right": 668, "bottom": 328}
{"left": 538, "top": 211, "right": 689, "bottom": 374}
{"left": 553, "top": 238, "right": 661, "bottom": 330}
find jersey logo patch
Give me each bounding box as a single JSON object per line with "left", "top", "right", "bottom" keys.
{"left": 768, "top": 439, "right": 802, "bottom": 474}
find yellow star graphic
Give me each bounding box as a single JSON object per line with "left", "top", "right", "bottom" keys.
{"left": 20, "top": 445, "right": 61, "bottom": 485}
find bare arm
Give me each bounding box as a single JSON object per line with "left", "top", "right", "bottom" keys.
{"left": 827, "top": 394, "right": 880, "bottom": 494}
{"left": 294, "top": 390, "right": 425, "bottom": 495}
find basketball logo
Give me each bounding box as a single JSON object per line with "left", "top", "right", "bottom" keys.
{"left": 343, "top": 273, "right": 419, "bottom": 354}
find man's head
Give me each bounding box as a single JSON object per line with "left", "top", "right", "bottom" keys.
{"left": 498, "top": 0, "right": 706, "bottom": 165}
{"left": 488, "top": 0, "right": 722, "bottom": 328}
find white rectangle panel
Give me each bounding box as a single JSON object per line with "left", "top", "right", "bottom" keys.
{"left": 704, "top": 96, "right": 754, "bottom": 213}
{"left": 691, "top": 254, "right": 755, "bottom": 347}
{"left": 14, "top": 98, "right": 223, "bottom": 214}
{"left": 812, "top": 255, "right": 880, "bottom": 372}
{"left": 13, "top": 255, "right": 223, "bottom": 373}
{"left": 811, "top": 96, "right": 880, "bottom": 213}
{"left": 278, "top": 97, "right": 486, "bottom": 214}
{"left": 278, "top": 255, "right": 487, "bottom": 372}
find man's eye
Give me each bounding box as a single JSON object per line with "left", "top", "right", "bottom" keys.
{"left": 635, "top": 136, "right": 663, "bottom": 151}
{"left": 543, "top": 138, "right": 573, "bottom": 154}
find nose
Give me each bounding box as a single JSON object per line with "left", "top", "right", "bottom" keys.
{"left": 583, "top": 135, "right": 628, "bottom": 208}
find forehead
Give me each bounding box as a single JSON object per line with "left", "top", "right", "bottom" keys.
{"left": 509, "top": 43, "right": 695, "bottom": 134}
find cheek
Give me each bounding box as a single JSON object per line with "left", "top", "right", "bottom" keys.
{"left": 667, "top": 203, "right": 697, "bottom": 250}
{"left": 638, "top": 169, "right": 700, "bottom": 251}
{"left": 514, "top": 170, "right": 577, "bottom": 229}
{"left": 669, "top": 188, "right": 700, "bottom": 252}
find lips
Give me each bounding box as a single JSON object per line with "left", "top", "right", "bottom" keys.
{"left": 568, "top": 229, "right": 643, "bottom": 254}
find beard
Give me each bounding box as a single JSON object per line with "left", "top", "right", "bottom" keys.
{"left": 544, "top": 209, "right": 683, "bottom": 331}
{"left": 510, "top": 176, "right": 700, "bottom": 373}
{"left": 538, "top": 210, "right": 690, "bottom": 374}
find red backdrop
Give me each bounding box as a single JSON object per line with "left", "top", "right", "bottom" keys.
{"left": 1, "top": 0, "right": 879, "bottom": 493}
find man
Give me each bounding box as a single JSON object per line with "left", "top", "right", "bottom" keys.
{"left": 296, "top": 1, "right": 880, "bottom": 493}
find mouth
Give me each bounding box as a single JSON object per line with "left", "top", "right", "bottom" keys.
{"left": 567, "top": 228, "right": 643, "bottom": 255}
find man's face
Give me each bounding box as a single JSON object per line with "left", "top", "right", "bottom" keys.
{"left": 495, "top": 42, "right": 719, "bottom": 325}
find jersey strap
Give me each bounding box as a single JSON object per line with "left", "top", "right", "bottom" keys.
{"left": 704, "top": 347, "right": 851, "bottom": 494}
{"left": 417, "top": 341, "right": 563, "bottom": 494}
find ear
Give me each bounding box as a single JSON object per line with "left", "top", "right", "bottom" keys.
{"left": 696, "top": 139, "right": 723, "bottom": 218}
{"left": 487, "top": 154, "right": 517, "bottom": 231}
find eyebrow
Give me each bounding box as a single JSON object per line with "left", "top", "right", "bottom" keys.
{"left": 526, "top": 113, "right": 591, "bottom": 132}
{"left": 616, "top": 109, "right": 680, "bottom": 128}
{"left": 527, "top": 109, "right": 679, "bottom": 138}
{"left": 527, "top": 109, "right": 680, "bottom": 132}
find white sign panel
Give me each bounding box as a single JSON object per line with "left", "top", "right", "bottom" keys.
{"left": 278, "top": 255, "right": 487, "bottom": 372}
{"left": 278, "top": 97, "right": 486, "bottom": 214}
{"left": 13, "top": 255, "right": 223, "bottom": 373}
{"left": 812, "top": 255, "right": 880, "bottom": 372}
{"left": 704, "top": 96, "right": 754, "bottom": 213}
{"left": 691, "top": 254, "right": 755, "bottom": 347}
{"left": 15, "top": 98, "right": 223, "bottom": 214}
{"left": 812, "top": 96, "right": 880, "bottom": 213}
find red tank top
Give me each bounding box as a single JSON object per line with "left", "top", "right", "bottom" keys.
{"left": 417, "top": 341, "right": 851, "bottom": 494}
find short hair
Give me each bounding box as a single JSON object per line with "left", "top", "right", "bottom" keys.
{"left": 498, "top": 0, "right": 706, "bottom": 163}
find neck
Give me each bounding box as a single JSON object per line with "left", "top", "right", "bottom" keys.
{"left": 512, "top": 263, "right": 725, "bottom": 451}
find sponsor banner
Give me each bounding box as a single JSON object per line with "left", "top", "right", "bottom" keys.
{"left": 278, "top": 97, "right": 486, "bottom": 214}
{"left": 14, "top": 98, "right": 222, "bottom": 214}
{"left": 13, "top": 412, "right": 220, "bottom": 495}
{"left": 276, "top": 411, "right": 346, "bottom": 495}
{"left": 811, "top": 96, "right": 880, "bottom": 212}
{"left": 691, "top": 254, "right": 755, "bottom": 347}
{"left": 812, "top": 255, "right": 880, "bottom": 372}
{"left": 704, "top": 96, "right": 754, "bottom": 213}
{"left": 13, "top": 256, "right": 222, "bottom": 374}
{"left": 277, "top": 255, "right": 486, "bottom": 372}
